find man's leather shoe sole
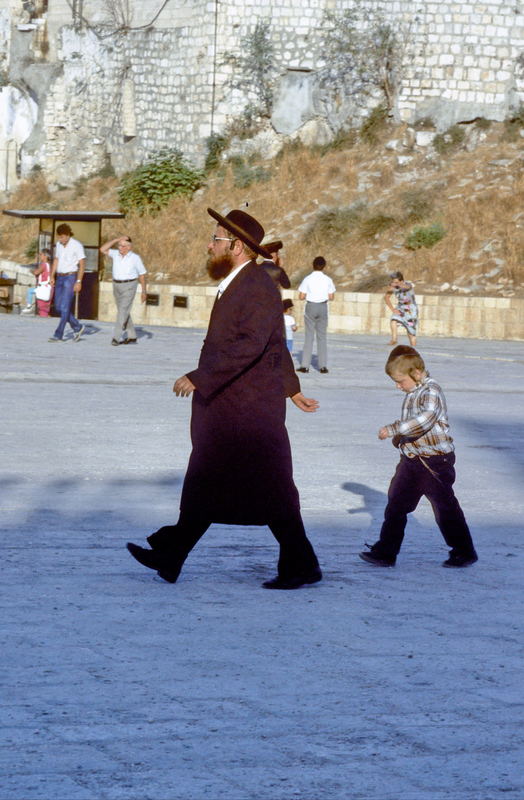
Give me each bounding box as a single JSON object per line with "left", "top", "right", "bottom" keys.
{"left": 359, "top": 551, "right": 396, "bottom": 567}
{"left": 262, "top": 569, "right": 322, "bottom": 590}
{"left": 126, "top": 542, "right": 180, "bottom": 583}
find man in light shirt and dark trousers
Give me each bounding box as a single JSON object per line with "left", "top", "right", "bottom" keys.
{"left": 48, "top": 223, "right": 86, "bottom": 343}
{"left": 100, "top": 236, "right": 147, "bottom": 345}
{"left": 297, "top": 255, "right": 336, "bottom": 373}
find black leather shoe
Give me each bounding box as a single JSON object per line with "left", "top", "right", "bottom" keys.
{"left": 442, "top": 550, "right": 478, "bottom": 568}
{"left": 262, "top": 569, "right": 322, "bottom": 590}
{"left": 319, "top": 367, "right": 329, "bottom": 373}
{"left": 123, "top": 338, "right": 137, "bottom": 344}
{"left": 126, "top": 542, "right": 181, "bottom": 583}
{"left": 359, "top": 550, "right": 396, "bottom": 567}
{"left": 296, "top": 367, "right": 309, "bottom": 373}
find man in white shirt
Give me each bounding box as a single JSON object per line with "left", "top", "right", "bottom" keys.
{"left": 100, "top": 236, "right": 147, "bottom": 345}
{"left": 297, "top": 256, "right": 336, "bottom": 373}
{"left": 49, "top": 224, "right": 86, "bottom": 342}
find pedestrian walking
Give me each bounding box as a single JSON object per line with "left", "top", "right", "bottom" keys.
{"left": 48, "top": 224, "right": 85, "bottom": 342}
{"left": 127, "top": 208, "right": 322, "bottom": 590}
{"left": 360, "top": 345, "right": 478, "bottom": 568}
{"left": 297, "top": 256, "right": 335, "bottom": 373}
{"left": 385, "top": 271, "right": 418, "bottom": 346}
{"left": 100, "top": 235, "right": 147, "bottom": 345}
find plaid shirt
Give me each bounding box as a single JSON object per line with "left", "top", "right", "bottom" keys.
{"left": 385, "top": 374, "right": 455, "bottom": 457}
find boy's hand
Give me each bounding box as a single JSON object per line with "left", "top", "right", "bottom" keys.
{"left": 378, "top": 426, "right": 389, "bottom": 440}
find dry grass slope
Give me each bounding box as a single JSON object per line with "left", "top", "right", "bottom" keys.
{"left": 1, "top": 121, "right": 523, "bottom": 296}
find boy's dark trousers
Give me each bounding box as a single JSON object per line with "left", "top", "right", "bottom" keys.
{"left": 377, "top": 452, "right": 475, "bottom": 558}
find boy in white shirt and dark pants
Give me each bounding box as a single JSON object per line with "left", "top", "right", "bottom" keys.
{"left": 297, "top": 256, "right": 335, "bottom": 373}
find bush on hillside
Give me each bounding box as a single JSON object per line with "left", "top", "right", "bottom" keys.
{"left": 118, "top": 148, "right": 205, "bottom": 215}
{"left": 405, "top": 222, "right": 445, "bottom": 250}
{"left": 433, "top": 125, "right": 465, "bottom": 155}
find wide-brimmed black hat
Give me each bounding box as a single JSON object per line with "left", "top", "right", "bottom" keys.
{"left": 207, "top": 207, "right": 271, "bottom": 258}
{"left": 263, "top": 239, "right": 283, "bottom": 254}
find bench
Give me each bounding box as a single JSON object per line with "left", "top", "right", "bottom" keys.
{"left": 0, "top": 278, "right": 20, "bottom": 313}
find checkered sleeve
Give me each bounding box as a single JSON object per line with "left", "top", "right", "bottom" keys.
{"left": 395, "top": 384, "right": 444, "bottom": 438}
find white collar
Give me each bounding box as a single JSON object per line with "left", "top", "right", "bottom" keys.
{"left": 216, "top": 260, "right": 250, "bottom": 297}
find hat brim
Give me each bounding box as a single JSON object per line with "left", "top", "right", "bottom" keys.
{"left": 263, "top": 240, "right": 283, "bottom": 253}
{"left": 207, "top": 207, "right": 271, "bottom": 259}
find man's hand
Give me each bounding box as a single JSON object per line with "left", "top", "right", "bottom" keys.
{"left": 173, "top": 375, "right": 196, "bottom": 397}
{"left": 291, "top": 392, "right": 319, "bottom": 413}
{"left": 140, "top": 291, "right": 147, "bottom": 304}
{"left": 378, "top": 426, "right": 389, "bottom": 440}
{"left": 73, "top": 281, "right": 82, "bottom": 294}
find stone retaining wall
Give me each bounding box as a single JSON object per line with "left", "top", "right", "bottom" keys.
{"left": 98, "top": 281, "right": 524, "bottom": 342}
{"left": 2, "top": 260, "right": 522, "bottom": 339}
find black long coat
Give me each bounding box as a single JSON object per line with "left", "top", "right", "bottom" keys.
{"left": 181, "top": 260, "right": 301, "bottom": 525}
{"left": 260, "top": 258, "right": 291, "bottom": 289}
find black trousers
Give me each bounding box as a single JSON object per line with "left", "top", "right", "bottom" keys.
{"left": 147, "top": 510, "right": 320, "bottom": 579}
{"left": 377, "top": 453, "right": 475, "bottom": 558}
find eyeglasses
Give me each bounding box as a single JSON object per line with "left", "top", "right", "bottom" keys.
{"left": 210, "top": 235, "right": 234, "bottom": 242}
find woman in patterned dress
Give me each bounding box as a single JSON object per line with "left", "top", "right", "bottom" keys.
{"left": 384, "top": 271, "right": 418, "bottom": 346}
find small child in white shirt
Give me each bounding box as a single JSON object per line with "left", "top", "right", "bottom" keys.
{"left": 283, "top": 298, "right": 297, "bottom": 353}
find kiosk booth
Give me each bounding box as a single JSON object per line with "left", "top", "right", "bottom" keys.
{"left": 2, "top": 209, "right": 125, "bottom": 319}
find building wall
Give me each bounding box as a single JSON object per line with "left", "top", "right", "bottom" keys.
{"left": 0, "top": 0, "right": 523, "bottom": 185}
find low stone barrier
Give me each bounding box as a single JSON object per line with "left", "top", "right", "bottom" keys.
{"left": 98, "top": 282, "right": 524, "bottom": 342}
{"left": 2, "top": 260, "right": 522, "bottom": 340}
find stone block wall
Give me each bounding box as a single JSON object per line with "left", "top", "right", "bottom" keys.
{"left": 96, "top": 280, "right": 524, "bottom": 341}
{"left": 2, "top": 259, "right": 523, "bottom": 339}
{"left": 1, "top": 0, "right": 523, "bottom": 182}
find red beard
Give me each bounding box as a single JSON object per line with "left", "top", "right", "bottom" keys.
{"left": 206, "top": 252, "right": 235, "bottom": 281}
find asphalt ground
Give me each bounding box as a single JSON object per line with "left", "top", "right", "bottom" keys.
{"left": 1, "top": 313, "right": 523, "bottom": 800}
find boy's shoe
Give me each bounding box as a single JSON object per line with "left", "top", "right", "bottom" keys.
{"left": 73, "top": 324, "right": 85, "bottom": 342}
{"left": 48, "top": 336, "right": 62, "bottom": 342}
{"left": 296, "top": 367, "right": 309, "bottom": 373}
{"left": 442, "top": 550, "right": 478, "bottom": 568}
{"left": 359, "top": 545, "right": 396, "bottom": 567}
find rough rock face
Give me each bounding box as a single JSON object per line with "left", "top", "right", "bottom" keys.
{"left": 0, "top": 0, "right": 523, "bottom": 189}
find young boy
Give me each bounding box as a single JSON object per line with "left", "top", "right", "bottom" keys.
{"left": 283, "top": 298, "right": 297, "bottom": 353}
{"left": 360, "top": 345, "right": 478, "bottom": 568}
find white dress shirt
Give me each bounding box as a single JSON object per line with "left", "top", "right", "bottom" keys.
{"left": 216, "top": 260, "right": 250, "bottom": 297}
{"left": 108, "top": 249, "right": 147, "bottom": 280}
{"left": 55, "top": 237, "right": 85, "bottom": 273}
{"left": 298, "top": 271, "right": 336, "bottom": 302}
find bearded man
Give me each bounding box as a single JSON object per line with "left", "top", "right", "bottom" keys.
{"left": 127, "top": 208, "right": 322, "bottom": 590}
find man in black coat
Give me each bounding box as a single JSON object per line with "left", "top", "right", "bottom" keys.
{"left": 260, "top": 239, "right": 291, "bottom": 289}
{"left": 127, "top": 208, "right": 322, "bottom": 590}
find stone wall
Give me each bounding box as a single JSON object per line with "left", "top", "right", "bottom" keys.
{"left": 0, "top": 0, "right": 523, "bottom": 185}
{"left": 2, "top": 259, "right": 523, "bottom": 339}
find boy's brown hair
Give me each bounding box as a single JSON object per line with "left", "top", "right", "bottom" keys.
{"left": 385, "top": 345, "right": 425, "bottom": 378}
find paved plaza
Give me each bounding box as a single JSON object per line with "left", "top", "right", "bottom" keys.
{"left": 1, "top": 313, "right": 523, "bottom": 800}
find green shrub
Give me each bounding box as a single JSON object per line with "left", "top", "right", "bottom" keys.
{"left": 359, "top": 213, "right": 396, "bottom": 238}
{"left": 118, "top": 148, "right": 205, "bottom": 215}
{"left": 205, "top": 133, "right": 229, "bottom": 173}
{"left": 405, "top": 222, "right": 445, "bottom": 250}
{"left": 401, "top": 189, "right": 434, "bottom": 222}
{"left": 306, "top": 204, "right": 366, "bottom": 241}
{"left": 432, "top": 125, "right": 465, "bottom": 155}
{"left": 230, "top": 156, "right": 271, "bottom": 189}
{"left": 315, "top": 129, "right": 358, "bottom": 156}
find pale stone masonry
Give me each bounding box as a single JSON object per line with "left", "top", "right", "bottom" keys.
{"left": 2, "top": 260, "right": 522, "bottom": 340}
{"left": 0, "top": 0, "right": 523, "bottom": 185}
